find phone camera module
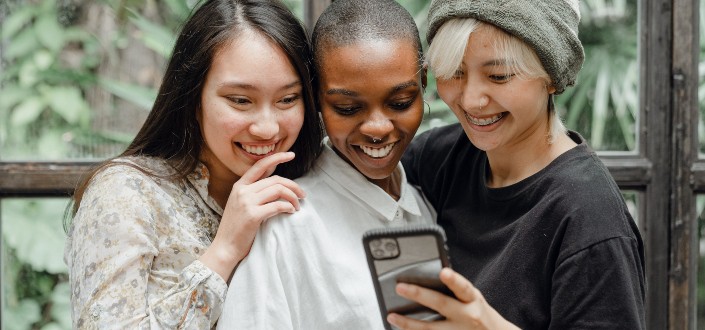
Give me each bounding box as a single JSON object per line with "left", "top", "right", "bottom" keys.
{"left": 369, "top": 238, "right": 400, "bottom": 260}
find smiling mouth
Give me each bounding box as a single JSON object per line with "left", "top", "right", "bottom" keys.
{"left": 240, "top": 143, "right": 276, "bottom": 155}
{"left": 360, "top": 143, "right": 395, "bottom": 158}
{"left": 464, "top": 112, "right": 505, "bottom": 126}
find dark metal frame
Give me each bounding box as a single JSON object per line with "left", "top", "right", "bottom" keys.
{"left": 0, "top": 0, "right": 701, "bottom": 328}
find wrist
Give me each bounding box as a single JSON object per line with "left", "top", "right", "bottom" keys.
{"left": 199, "top": 240, "right": 245, "bottom": 281}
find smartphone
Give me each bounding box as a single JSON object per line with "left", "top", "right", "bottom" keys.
{"left": 362, "top": 224, "right": 454, "bottom": 329}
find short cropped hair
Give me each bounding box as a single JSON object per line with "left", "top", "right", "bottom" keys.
{"left": 312, "top": 0, "right": 423, "bottom": 70}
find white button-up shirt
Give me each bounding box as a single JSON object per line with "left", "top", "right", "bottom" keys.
{"left": 217, "top": 140, "right": 436, "bottom": 329}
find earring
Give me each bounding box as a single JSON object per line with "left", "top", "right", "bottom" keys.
{"left": 423, "top": 99, "right": 431, "bottom": 117}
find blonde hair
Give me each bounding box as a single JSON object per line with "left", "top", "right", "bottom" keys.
{"left": 426, "top": 18, "right": 567, "bottom": 143}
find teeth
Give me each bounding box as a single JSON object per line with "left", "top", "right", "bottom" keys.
{"left": 360, "top": 143, "right": 395, "bottom": 158}
{"left": 242, "top": 144, "right": 275, "bottom": 155}
{"left": 464, "top": 112, "right": 504, "bottom": 126}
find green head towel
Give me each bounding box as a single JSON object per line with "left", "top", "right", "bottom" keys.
{"left": 427, "top": 0, "right": 584, "bottom": 94}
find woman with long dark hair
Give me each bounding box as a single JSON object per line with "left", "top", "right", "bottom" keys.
{"left": 64, "top": 0, "right": 322, "bottom": 327}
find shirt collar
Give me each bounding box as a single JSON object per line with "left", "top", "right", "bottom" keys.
{"left": 187, "top": 162, "right": 224, "bottom": 216}
{"left": 317, "top": 138, "right": 422, "bottom": 222}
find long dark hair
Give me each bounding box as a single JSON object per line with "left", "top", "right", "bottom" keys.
{"left": 69, "top": 0, "right": 322, "bottom": 218}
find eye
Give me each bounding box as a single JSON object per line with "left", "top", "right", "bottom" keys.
{"left": 388, "top": 98, "right": 415, "bottom": 111}
{"left": 489, "top": 74, "right": 515, "bottom": 83}
{"left": 226, "top": 96, "right": 250, "bottom": 104}
{"left": 332, "top": 105, "right": 362, "bottom": 116}
{"left": 279, "top": 94, "right": 301, "bottom": 105}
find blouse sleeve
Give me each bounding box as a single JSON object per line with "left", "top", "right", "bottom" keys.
{"left": 65, "top": 165, "right": 227, "bottom": 329}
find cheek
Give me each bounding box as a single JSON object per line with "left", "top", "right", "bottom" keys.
{"left": 436, "top": 81, "right": 458, "bottom": 106}
{"left": 282, "top": 106, "right": 305, "bottom": 138}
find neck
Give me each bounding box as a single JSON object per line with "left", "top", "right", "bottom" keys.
{"left": 486, "top": 131, "right": 576, "bottom": 188}
{"left": 201, "top": 160, "right": 239, "bottom": 208}
{"left": 369, "top": 168, "right": 401, "bottom": 201}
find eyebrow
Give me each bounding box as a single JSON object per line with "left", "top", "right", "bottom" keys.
{"left": 326, "top": 88, "right": 358, "bottom": 96}
{"left": 483, "top": 59, "right": 510, "bottom": 67}
{"left": 326, "top": 80, "right": 419, "bottom": 97}
{"left": 219, "top": 80, "right": 301, "bottom": 90}
{"left": 390, "top": 80, "right": 419, "bottom": 93}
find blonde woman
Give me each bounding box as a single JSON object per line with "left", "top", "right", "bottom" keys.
{"left": 396, "top": 0, "right": 645, "bottom": 329}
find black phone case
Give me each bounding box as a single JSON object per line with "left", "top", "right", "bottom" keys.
{"left": 362, "top": 224, "right": 453, "bottom": 330}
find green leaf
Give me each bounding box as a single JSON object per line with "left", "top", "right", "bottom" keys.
{"left": 3, "top": 299, "right": 41, "bottom": 330}
{"left": 0, "top": 6, "right": 36, "bottom": 40}
{"left": 34, "top": 14, "right": 65, "bottom": 53}
{"left": 6, "top": 27, "right": 41, "bottom": 60}
{"left": 164, "top": 0, "right": 191, "bottom": 19}
{"left": 38, "top": 129, "right": 69, "bottom": 159}
{"left": 0, "top": 85, "right": 33, "bottom": 111}
{"left": 2, "top": 199, "right": 70, "bottom": 274}
{"left": 50, "top": 282, "right": 72, "bottom": 329}
{"left": 41, "top": 323, "right": 67, "bottom": 330}
{"left": 11, "top": 97, "right": 46, "bottom": 126}
{"left": 34, "top": 49, "right": 55, "bottom": 70}
{"left": 98, "top": 78, "right": 157, "bottom": 110}
{"left": 128, "top": 10, "right": 176, "bottom": 57}
{"left": 19, "top": 59, "right": 40, "bottom": 87}
{"left": 44, "top": 86, "right": 89, "bottom": 124}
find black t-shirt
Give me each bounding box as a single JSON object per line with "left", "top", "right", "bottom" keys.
{"left": 402, "top": 124, "right": 646, "bottom": 329}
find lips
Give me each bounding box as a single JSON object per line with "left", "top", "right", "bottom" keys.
{"left": 464, "top": 112, "right": 505, "bottom": 126}
{"left": 240, "top": 143, "right": 276, "bottom": 155}
{"left": 360, "top": 143, "right": 395, "bottom": 158}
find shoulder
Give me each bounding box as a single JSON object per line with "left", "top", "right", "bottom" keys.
{"left": 80, "top": 156, "right": 182, "bottom": 211}
{"left": 406, "top": 123, "right": 467, "bottom": 158}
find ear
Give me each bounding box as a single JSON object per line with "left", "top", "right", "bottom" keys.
{"left": 546, "top": 81, "right": 556, "bottom": 95}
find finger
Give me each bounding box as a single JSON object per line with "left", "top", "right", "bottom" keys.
{"left": 257, "top": 200, "right": 298, "bottom": 220}
{"left": 395, "top": 282, "right": 457, "bottom": 317}
{"left": 246, "top": 175, "right": 306, "bottom": 199}
{"left": 387, "top": 313, "right": 445, "bottom": 330}
{"left": 439, "top": 268, "right": 478, "bottom": 304}
{"left": 254, "top": 183, "right": 302, "bottom": 210}
{"left": 238, "top": 152, "right": 295, "bottom": 185}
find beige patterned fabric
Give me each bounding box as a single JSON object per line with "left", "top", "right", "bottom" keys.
{"left": 64, "top": 156, "right": 228, "bottom": 329}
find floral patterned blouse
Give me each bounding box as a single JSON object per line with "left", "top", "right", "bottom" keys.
{"left": 64, "top": 156, "right": 227, "bottom": 329}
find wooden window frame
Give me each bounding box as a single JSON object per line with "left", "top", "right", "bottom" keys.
{"left": 0, "top": 0, "right": 701, "bottom": 328}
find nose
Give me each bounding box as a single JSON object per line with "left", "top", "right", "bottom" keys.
{"left": 359, "top": 109, "right": 393, "bottom": 140}
{"left": 459, "top": 78, "right": 489, "bottom": 112}
{"left": 249, "top": 108, "right": 279, "bottom": 140}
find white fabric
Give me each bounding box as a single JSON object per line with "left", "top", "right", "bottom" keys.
{"left": 217, "top": 140, "right": 436, "bottom": 329}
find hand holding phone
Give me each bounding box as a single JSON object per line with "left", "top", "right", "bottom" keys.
{"left": 363, "top": 224, "right": 454, "bottom": 330}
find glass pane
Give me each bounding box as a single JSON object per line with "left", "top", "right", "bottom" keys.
{"left": 0, "top": 0, "right": 304, "bottom": 161}
{"left": 556, "top": 0, "right": 639, "bottom": 152}
{"left": 1, "top": 198, "right": 70, "bottom": 330}
{"left": 622, "top": 190, "right": 640, "bottom": 227}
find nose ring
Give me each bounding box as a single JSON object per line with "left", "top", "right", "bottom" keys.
{"left": 372, "top": 138, "right": 381, "bottom": 143}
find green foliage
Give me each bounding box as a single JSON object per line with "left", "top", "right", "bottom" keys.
{"left": 2, "top": 199, "right": 70, "bottom": 329}
{"left": 0, "top": 0, "right": 95, "bottom": 160}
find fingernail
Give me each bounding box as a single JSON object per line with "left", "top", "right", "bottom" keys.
{"left": 396, "top": 283, "right": 409, "bottom": 294}
{"left": 387, "top": 314, "right": 399, "bottom": 325}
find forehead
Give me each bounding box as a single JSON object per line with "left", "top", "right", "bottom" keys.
{"left": 319, "top": 39, "right": 419, "bottom": 80}
{"left": 208, "top": 29, "right": 298, "bottom": 83}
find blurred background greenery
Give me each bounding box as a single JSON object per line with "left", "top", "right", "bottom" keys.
{"left": 0, "top": 0, "right": 698, "bottom": 328}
